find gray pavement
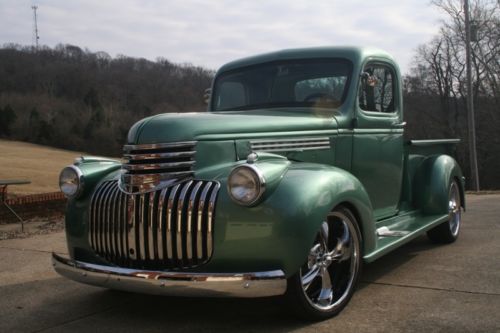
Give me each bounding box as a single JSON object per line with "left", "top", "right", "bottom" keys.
{"left": 1, "top": 194, "right": 499, "bottom": 333}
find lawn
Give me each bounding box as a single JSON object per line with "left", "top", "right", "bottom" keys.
{"left": 0, "top": 139, "right": 103, "bottom": 195}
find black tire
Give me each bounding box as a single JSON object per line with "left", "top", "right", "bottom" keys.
{"left": 285, "top": 206, "right": 362, "bottom": 321}
{"left": 427, "top": 180, "right": 462, "bottom": 244}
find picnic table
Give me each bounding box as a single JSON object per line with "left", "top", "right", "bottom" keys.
{"left": 1, "top": 179, "right": 31, "bottom": 230}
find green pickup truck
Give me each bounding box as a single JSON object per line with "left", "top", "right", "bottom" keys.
{"left": 54, "top": 47, "right": 465, "bottom": 320}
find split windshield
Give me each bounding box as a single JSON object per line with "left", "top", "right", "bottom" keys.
{"left": 212, "top": 59, "right": 352, "bottom": 111}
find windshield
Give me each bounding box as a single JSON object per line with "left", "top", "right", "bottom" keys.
{"left": 212, "top": 59, "right": 352, "bottom": 111}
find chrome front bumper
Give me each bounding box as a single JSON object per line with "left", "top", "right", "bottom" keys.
{"left": 52, "top": 253, "right": 287, "bottom": 298}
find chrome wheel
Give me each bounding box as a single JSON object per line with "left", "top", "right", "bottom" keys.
{"left": 299, "top": 210, "right": 361, "bottom": 312}
{"left": 427, "top": 179, "right": 462, "bottom": 244}
{"left": 448, "top": 181, "right": 461, "bottom": 237}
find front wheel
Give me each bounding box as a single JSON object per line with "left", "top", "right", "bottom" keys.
{"left": 427, "top": 180, "right": 462, "bottom": 244}
{"left": 285, "top": 207, "right": 362, "bottom": 321}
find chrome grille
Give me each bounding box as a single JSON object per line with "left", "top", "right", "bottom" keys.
{"left": 89, "top": 180, "right": 220, "bottom": 270}
{"left": 120, "top": 141, "right": 196, "bottom": 194}
{"left": 250, "top": 137, "right": 331, "bottom": 153}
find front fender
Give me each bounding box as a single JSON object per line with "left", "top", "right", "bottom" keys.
{"left": 210, "top": 162, "right": 375, "bottom": 277}
{"left": 73, "top": 157, "right": 122, "bottom": 198}
{"left": 413, "top": 155, "right": 465, "bottom": 214}
{"left": 64, "top": 158, "right": 121, "bottom": 259}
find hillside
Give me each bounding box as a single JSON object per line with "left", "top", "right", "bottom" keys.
{"left": 0, "top": 139, "right": 105, "bottom": 195}
{"left": 0, "top": 43, "right": 214, "bottom": 157}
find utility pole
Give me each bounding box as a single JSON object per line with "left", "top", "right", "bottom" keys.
{"left": 31, "top": 5, "right": 40, "bottom": 49}
{"left": 464, "top": 0, "right": 480, "bottom": 191}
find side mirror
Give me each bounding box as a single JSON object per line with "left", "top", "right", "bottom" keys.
{"left": 204, "top": 88, "right": 211, "bottom": 105}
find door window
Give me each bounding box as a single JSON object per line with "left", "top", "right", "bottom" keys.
{"left": 359, "top": 65, "right": 395, "bottom": 113}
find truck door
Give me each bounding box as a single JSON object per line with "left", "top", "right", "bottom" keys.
{"left": 352, "top": 62, "right": 404, "bottom": 220}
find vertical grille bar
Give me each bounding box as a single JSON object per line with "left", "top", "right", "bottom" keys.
{"left": 176, "top": 181, "right": 193, "bottom": 265}
{"left": 187, "top": 181, "right": 203, "bottom": 261}
{"left": 109, "top": 184, "right": 120, "bottom": 260}
{"left": 127, "top": 195, "right": 137, "bottom": 260}
{"left": 207, "top": 182, "right": 220, "bottom": 258}
{"left": 138, "top": 194, "right": 146, "bottom": 260}
{"left": 167, "top": 184, "right": 181, "bottom": 260}
{"left": 197, "top": 182, "right": 212, "bottom": 260}
{"left": 99, "top": 182, "right": 115, "bottom": 257}
{"left": 94, "top": 184, "right": 104, "bottom": 255}
{"left": 148, "top": 191, "right": 156, "bottom": 260}
{"left": 114, "top": 185, "right": 122, "bottom": 260}
{"left": 99, "top": 183, "right": 112, "bottom": 254}
{"left": 116, "top": 189, "right": 124, "bottom": 260}
{"left": 157, "top": 187, "right": 169, "bottom": 260}
{"left": 106, "top": 183, "right": 117, "bottom": 259}
{"left": 121, "top": 192, "right": 128, "bottom": 262}
{"left": 89, "top": 181, "right": 108, "bottom": 252}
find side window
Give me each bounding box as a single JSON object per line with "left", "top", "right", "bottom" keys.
{"left": 216, "top": 82, "right": 245, "bottom": 110}
{"left": 359, "top": 65, "right": 395, "bottom": 113}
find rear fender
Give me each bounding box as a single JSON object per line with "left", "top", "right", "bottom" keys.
{"left": 413, "top": 155, "right": 465, "bottom": 214}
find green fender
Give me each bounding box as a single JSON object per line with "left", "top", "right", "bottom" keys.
{"left": 73, "top": 156, "right": 121, "bottom": 198}
{"left": 211, "top": 162, "right": 375, "bottom": 276}
{"left": 277, "top": 163, "right": 376, "bottom": 263}
{"left": 413, "top": 155, "right": 465, "bottom": 215}
{"left": 64, "top": 158, "right": 121, "bottom": 259}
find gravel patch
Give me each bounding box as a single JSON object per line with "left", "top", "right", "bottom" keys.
{"left": 0, "top": 217, "right": 64, "bottom": 240}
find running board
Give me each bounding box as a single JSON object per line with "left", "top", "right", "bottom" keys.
{"left": 364, "top": 213, "right": 449, "bottom": 263}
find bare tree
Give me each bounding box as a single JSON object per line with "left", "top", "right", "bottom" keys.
{"left": 0, "top": 43, "right": 214, "bottom": 156}
{"left": 405, "top": 0, "right": 500, "bottom": 189}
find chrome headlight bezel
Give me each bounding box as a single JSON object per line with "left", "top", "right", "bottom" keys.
{"left": 227, "top": 164, "right": 266, "bottom": 206}
{"left": 59, "top": 165, "right": 84, "bottom": 198}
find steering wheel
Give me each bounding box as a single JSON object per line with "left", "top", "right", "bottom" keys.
{"left": 304, "top": 92, "right": 337, "bottom": 102}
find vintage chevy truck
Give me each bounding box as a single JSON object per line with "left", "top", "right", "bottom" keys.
{"left": 54, "top": 47, "right": 465, "bottom": 320}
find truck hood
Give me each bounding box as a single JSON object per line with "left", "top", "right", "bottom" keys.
{"left": 128, "top": 109, "right": 339, "bottom": 144}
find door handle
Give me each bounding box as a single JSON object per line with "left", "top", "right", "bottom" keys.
{"left": 392, "top": 121, "right": 407, "bottom": 128}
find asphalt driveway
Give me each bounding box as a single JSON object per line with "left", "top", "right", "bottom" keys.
{"left": 1, "top": 194, "right": 499, "bottom": 333}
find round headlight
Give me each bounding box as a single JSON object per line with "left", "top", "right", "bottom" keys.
{"left": 59, "top": 166, "right": 83, "bottom": 198}
{"left": 227, "top": 165, "right": 265, "bottom": 206}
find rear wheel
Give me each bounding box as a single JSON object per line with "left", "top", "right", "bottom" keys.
{"left": 285, "top": 207, "right": 362, "bottom": 321}
{"left": 427, "top": 180, "right": 462, "bottom": 243}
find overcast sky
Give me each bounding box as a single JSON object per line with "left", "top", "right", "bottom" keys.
{"left": 0, "top": 0, "right": 445, "bottom": 74}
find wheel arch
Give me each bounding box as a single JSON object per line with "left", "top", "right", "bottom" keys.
{"left": 210, "top": 162, "right": 377, "bottom": 277}
{"left": 336, "top": 201, "right": 365, "bottom": 252}
{"left": 272, "top": 164, "right": 376, "bottom": 273}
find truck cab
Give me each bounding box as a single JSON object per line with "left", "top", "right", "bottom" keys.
{"left": 54, "top": 47, "right": 465, "bottom": 320}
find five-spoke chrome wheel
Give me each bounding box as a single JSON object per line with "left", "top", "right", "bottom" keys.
{"left": 286, "top": 207, "right": 361, "bottom": 320}
{"left": 427, "top": 180, "right": 462, "bottom": 243}
{"left": 448, "top": 181, "right": 461, "bottom": 237}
